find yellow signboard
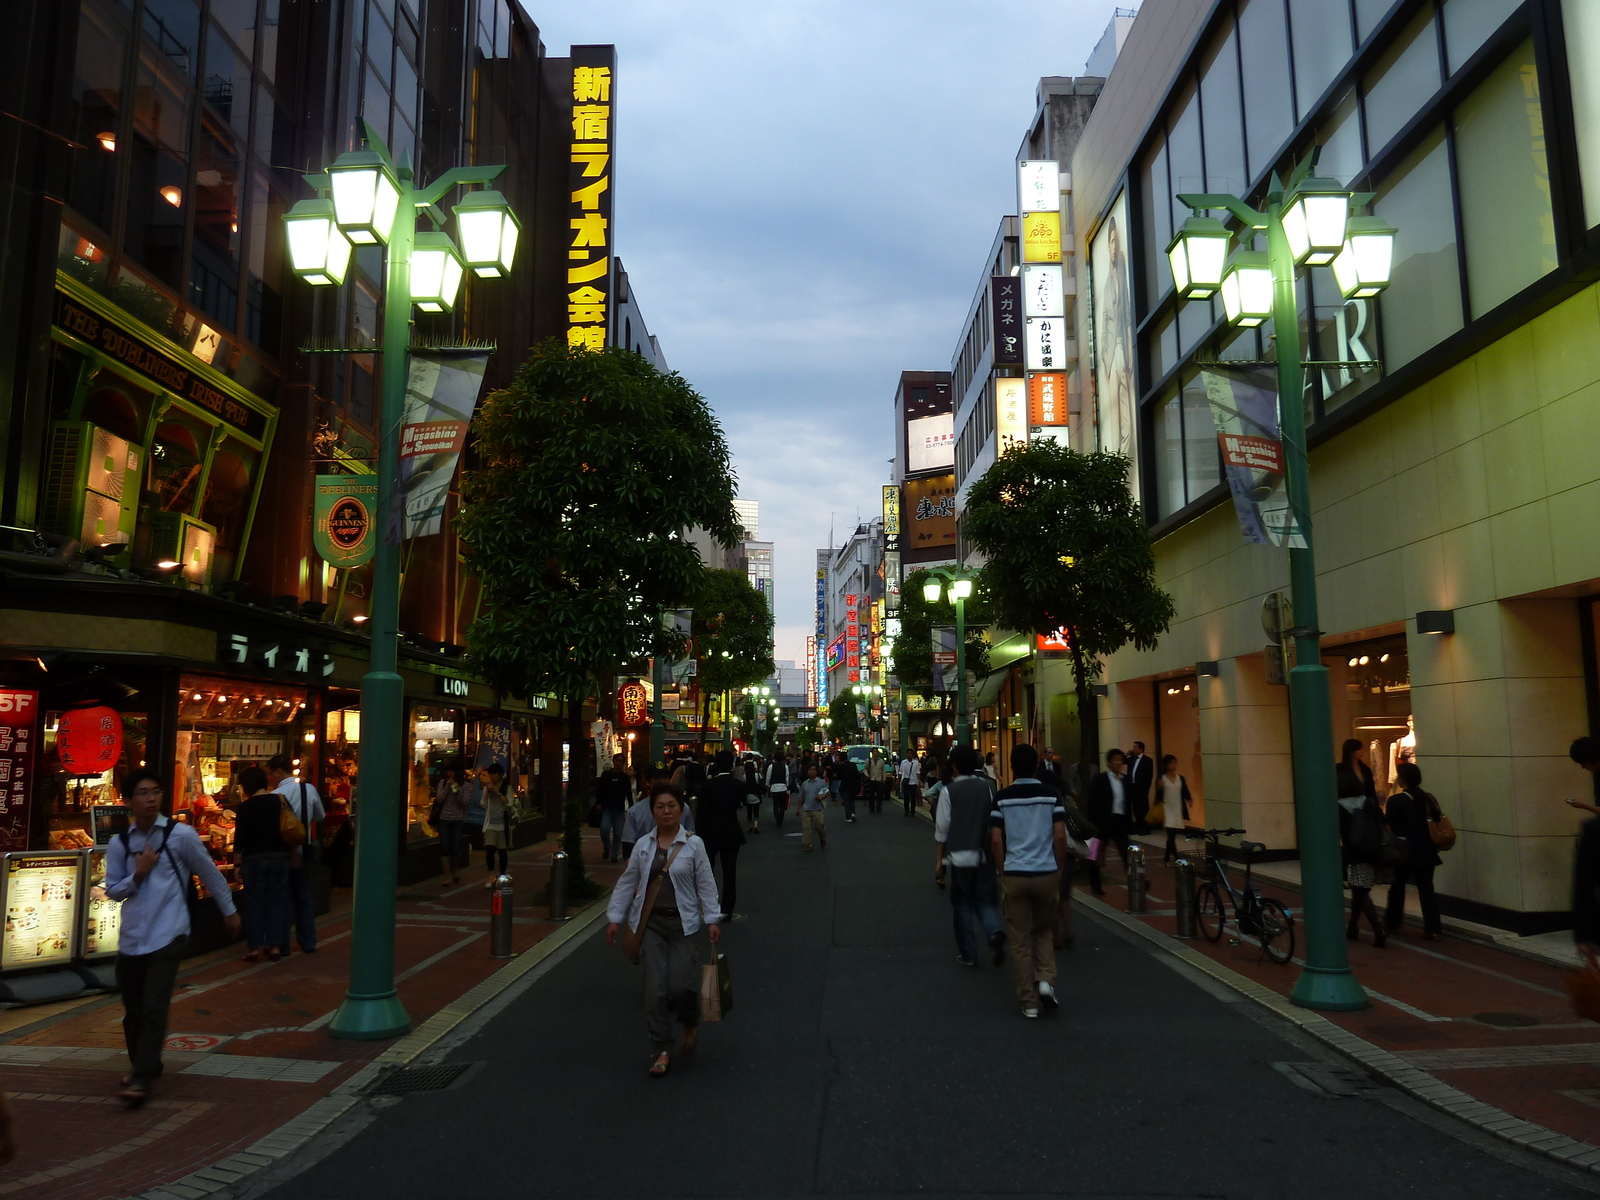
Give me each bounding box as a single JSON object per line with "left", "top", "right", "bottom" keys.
{"left": 1021, "top": 210, "right": 1062, "bottom": 263}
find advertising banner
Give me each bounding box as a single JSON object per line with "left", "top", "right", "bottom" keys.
{"left": 1200, "top": 363, "right": 1304, "bottom": 548}
{"left": 881, "top": 485, "right": 900, "bottom": 536}
{"left": 1025, "top": 316, "right": 1065, "bottom": 371}
{"left": 996, "top": 377, "right": 1027, "bottom": 455}
{"left": 990, "top": 275, "right": 1023, "bottom": 366}
{"left": 82, "top": 848, "right": 121, "bottom": 958}
{"left": 567, "top": 47, "right": 616, "bottom": 352}
{"left": 826, "top": 634, "right": 845, "bottom": 671}
{"left": 314, "top": 475, "right": 378, "bottom": 567}
{"left": 902, "top": 473, "right": 956, "bottom": 549}
{"left": 1023, "top": 264, "right": 1064, "bottom": 317}
{"left": 1021, "top": 210, "right": 1062, "bottom": 263}
{"left": 0, "top": 691, "right": 38, "bottom": 851}
{"left": 906, "top": 413, "right": 954, "bottom": 473}
{"left": 931, "top": 626, "right": 958, "bottom": 692}
{"left": 394, "top": 353, "right": 489, "bottom": 542}
{"left": 1089, "top": 189, "right": 1138, "bottom": 497}
{"left": 1029, "top": 372, "right": 1069, "bottom": 426}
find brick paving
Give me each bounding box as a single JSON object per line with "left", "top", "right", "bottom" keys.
{"left": 0, "top": 829, "right": 624, "bottom": 1200}
{"left": 1077, "top": 845, "right": 1600, "bottom": 1148}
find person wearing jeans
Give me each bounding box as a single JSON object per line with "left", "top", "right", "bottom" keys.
{"left": 935, "top": 746, "right": 1005, "bottom": 967}
{"left": 595, "top": 754, "right": 632, "bottom": 862}
{"left": 798, "top": 763, "right": 829, "bottom": 850}
{"left": 989, "top": 744, "right": 1068, "bottom": 1018}
{"left": 1385, "top": 761, "right": 1444, "bottom": 939}
{"left": 233, "top": 765, "right": 291, "bottom": 962}
{"left": 268, "top": 755, "right": 323, "bottom": 954}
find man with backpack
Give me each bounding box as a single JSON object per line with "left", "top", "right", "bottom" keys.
{"left": 267, "top": 755, "right": 323, "bottom": 955}
{"left": 106, "top": 769, "right": 240, "bottom": 1107}
{"left": 766, "top": 753, "right": 792, "bottom": 828}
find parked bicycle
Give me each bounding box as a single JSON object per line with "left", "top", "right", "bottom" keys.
{"left": 1187, "top": 827, "right": 1295, "bottom": 964}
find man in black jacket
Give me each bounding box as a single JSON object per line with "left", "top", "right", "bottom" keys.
{"left": 1125, "top": 741, "right": 1153, "bottom": 829}
{"left": 1085, "top": 748, "right": 1132, "bottom": 895}
{"left": 699, "top": 750, "right": 748, "bottom": 921}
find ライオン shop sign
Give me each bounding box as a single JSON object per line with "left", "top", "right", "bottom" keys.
{"left": 567, "top": 47, "right": 617, "bottom": 353}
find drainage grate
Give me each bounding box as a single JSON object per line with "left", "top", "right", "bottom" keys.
{"left": 363, "top": 1062, "right": 476, "bottom": 1096}
{"left": 1473, "top": 1011, "right": 1540, "bottom": 1028}
{"left": 1273, "top": 1061, "right": 1384, "bottom": 1098}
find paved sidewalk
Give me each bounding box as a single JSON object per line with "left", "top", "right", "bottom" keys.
{"left": 0, "top": 829, "right": 624, "bottom": 1200}
{"left": 1078, "top": 843, "right": 1600, "bottom": 1150}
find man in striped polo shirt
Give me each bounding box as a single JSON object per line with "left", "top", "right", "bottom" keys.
{"left": 989, "top": 743, "right": 1068, "bottom": 1018}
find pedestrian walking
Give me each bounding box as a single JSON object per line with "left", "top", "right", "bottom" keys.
{"left": 596, "top": 753, "right": 632, "bottom": 862}
{"left": 865, "top": 751, "right": 886, "bottom": 814}
{"left": 106, "top": 770, "right": 240, "bottom": 1106}
{"left": 837, "top": 754, "right": 862, "bottom": 823}
{"left": 1155, "top": 754, "right": 1192, "bottom": 864}
{"left": 699, "top": 750, "right": 747, "bottom": 920}
{"left": 1336, "top": 739, "right": 1386, "bottom": 946}
{"left": 766, "top": 753, "right": 792, "bottom": 829}
{"left": 798, "top": 762, "right": 830, "bottom": 851}
{"left": 605, "top": 782, "right": 721, "bottom": 1076}
{"left": 623, "top": 776, "right": 693, "bottom": 860}
{"left": 989, "top": 744, "right": 1069, "bottom": 1018}
{"left": 1385, "top": 761, "right": 1443, "bottom": 939}
{"left": 899, "top": 752, "right": 920, "bottom": 816}
{"left": 1126, "top": 740, "right": 1154, "bottom": 830}
{"left": 230, "top": 766, "right": 292, "bottom": 962}
{"left": 432, "top": 762, "right": 469, "bottom": 885}
{"left": 742, "top": 756, "right": 763, "bottom": 832}
{"left": 1574, "top": 809, "right": 1600, "bottom": 972}
{"left": 935, "top": 746, "right": 1006, "bottom": 967}
{"left": 1039, "top": 748, "right": 1063, "bottom": 793}
{"left": 1085, "top": 748, "right": 1132, "bottom": 895}
{"left": 983, "top": 751, "right": 998, "bottom": 781}
{"left": 479, "top": 764, "right": 515, "bottom": 886}
{"left": 267, "top": 755, "right": 322, "bottom": 955}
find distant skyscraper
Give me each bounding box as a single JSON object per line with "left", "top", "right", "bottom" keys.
{"left": 734, "top": 498, "right": 759, "bottom": 540}
{"left": 745, "top": 540, "right": 773, "bottom": 614}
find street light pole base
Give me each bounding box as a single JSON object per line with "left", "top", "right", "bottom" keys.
{"left": 328, "top": 991, "right": 412, "bottom": 1040}
{"left": 1289, "top": 965, "right": 1369, "bottom": 1012}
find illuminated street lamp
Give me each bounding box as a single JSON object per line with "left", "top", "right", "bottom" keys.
{"left": 284, "top": 123, "right": 514, "bottom": 1042}
{"left": 453, "top": 188, "right": 521, "bottom": 278}
{"left": 1166, "top": 215, "right": 1231, "bottom": 300}
{"left": 921, "top": 566, "right": 976, "bottom": 749}
{"left": 1173, "top": 149, "right": 1397, "bottom": 1016}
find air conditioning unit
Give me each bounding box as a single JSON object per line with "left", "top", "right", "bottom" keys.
{"left": 145, "top": 512, "right": 216, "bottom": 586}
{"left": 40, "top": 422, "right": 141, "bottom": 552}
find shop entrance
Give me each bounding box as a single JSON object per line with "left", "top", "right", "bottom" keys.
{"left": 1327, "top": 635, "right": 1411, "bottom": 798}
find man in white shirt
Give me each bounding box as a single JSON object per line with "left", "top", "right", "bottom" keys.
{"left": 898, "top": 753, "right": 920, "bottom": 817}
{"left": 1086, "top": 748, "right": 1132, "bottom": 895}
{"left": 106, "top": 770, "right": 239, "bottom": 1106}
{"left": 268, "top": 755, "right": 323, "bottom": 954}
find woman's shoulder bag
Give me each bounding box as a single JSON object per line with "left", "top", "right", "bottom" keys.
{"left": 278, "top": 795, "right": 307, "bottom": 848}
{"left": 618, "top": 840, "right": 687, "bottom": 965}
{"left": 1422, "top": 789, "right": 1457, "bottom": 852}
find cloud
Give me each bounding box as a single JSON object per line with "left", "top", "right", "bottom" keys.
{"left": 527, "top": 0, "right": 1122, "bottom": 648}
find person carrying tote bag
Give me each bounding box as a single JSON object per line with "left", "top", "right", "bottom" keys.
{"left": 606, "top": 781, "right": 722, "bottom": 1077}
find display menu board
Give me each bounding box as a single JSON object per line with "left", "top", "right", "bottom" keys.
{"left": 2, "top": 852, "right": 81, "bottom": 970}
{"left": 81, "top": 849, "right": 121, "bottom": 959}
{"left": 92, "top": 804, "right": 128, "bottom": 847}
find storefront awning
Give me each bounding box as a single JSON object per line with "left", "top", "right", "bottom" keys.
{"left": 971, "top": 667, "right": 1010, "bottom": 713}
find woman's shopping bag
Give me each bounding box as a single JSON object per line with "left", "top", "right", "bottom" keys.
{"left": 699, "top": 951, "right": 733, "bottom": 1022}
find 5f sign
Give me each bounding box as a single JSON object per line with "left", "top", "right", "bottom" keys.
{"left": 0, "top": 693, "right": 32, "bottom": 715}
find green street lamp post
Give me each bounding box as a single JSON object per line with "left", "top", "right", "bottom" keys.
{"left": 285, "top": 124, "right": 518, "bottom": 1039}
{"left": 1170, "top": 152, "right": 1395, "bottom": 1013}
{"left": 921, "top": 567, "right": 974, "bottom": 749}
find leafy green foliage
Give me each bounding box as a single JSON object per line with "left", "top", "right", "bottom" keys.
{"left": 962, "top": 441, "right": 1175, "bottom": 769}
{"left": 692, "top": 569, "right": 775, "bottom": 696}
{"left": 826, "top": 693, "right": 861, "bottom": 739}
{"left": 888, "top": 567, "right": 991, "bottom": 693}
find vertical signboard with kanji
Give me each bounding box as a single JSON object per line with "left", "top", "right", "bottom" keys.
{"left": 0, "top": 691, "right": 38, "bottom": 851}
{"left": 845, "top": 593, "right": 861, "bottom": 683}
{"left": 567, "top": 46, "right": 617, "bottom": 353}
{"left": 990, "top": 275, "right": 1022, "bottom": 366}
{"left": 882, "top": 485, "right": 901, "bottom": 613}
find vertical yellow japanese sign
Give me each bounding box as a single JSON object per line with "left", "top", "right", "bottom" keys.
{"left": 568, "top": 46, "right": 617, "bottom": 352}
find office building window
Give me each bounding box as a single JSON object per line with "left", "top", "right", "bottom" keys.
{"left": 1361, "top": 7, "right": 1440, "bottom": 159}
{"left": 1289, "top": 0, "right": 1354, "bottom": 116}
{"left": 1373, "top": 127, "right": 1461, "bottom": 369}
{"left": 1237, "top": 0, "right": 1294, "bottom": 179}
{"left": 1560, "top": 0, "right": 1600, "bottom": 229}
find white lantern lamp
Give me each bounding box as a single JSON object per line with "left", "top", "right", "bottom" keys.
{"left": 410, "top": 232, "right": 465, "bottom": 313}
{"left": 922, "top": 580, "right": 942, "bottom": 603}
{"left": 284, "top": 198, "right": 352, "bottom": 286}
{"left": 454, "top": 189, "right": 521, "bottom": 278}
{"left": 328, "top": 148, "right": 401, "bottom": 245}
{"left": 1280, "top": 176, "right": 1351, "bottom": 267}
{"left": 1331, "top": 215, "right": 1397, "bottom": 299}
{"left": 1219, "top": 250, "right": 1273, "bottom": 328}
{"left": 1166, "top": 215, "right": 1231, "bottom": 300}
{"left": 949, "top": 577, "right": 973, "bottom": 600}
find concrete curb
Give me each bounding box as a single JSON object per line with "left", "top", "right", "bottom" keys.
{"left": 130, "top": 894, "right": 612, "bottom": 1200}
{"left": 1075, "top": 889, "right": 1600, "bottom": 1175}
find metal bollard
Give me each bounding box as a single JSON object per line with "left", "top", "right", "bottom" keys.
{"left": 548, "top": 850, "right": 569, "bottom": 921}
{"left": 1127, "top": 842, "right": 1147, "bottom": 913}
{"left": 1172, "top": 858, "right": 1197, "bottom": 938}
{"left": 489, "top": 873, "right": 515, "bottom": 958}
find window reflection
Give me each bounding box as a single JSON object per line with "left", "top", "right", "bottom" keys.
{"left": 1238, "top": 0, "right": 1294, "bottom": 179}
{"left": 1289, "top": 0, "right": 1354, "bottom": 116}
{"left": 65, "top": 0, "right": 127, "bottom": 234}
{"left": 1362, "top": 7, "right": 1441, "bottom": 158}
{"left": 1317, "top": 91, "right": 1365, "bottom": 187}
{"left": 1157, "top": 393, "right": 1184, "bottom": 518}
{"left": 1374, "top": 127, "right": 1462, "bottom": 368}
{"left": 1200, "top": 27, "right": 1246, "bottom": 195}
{"left": 141, "top": 0, "right": 201, "bottom": 83}
{"left": 1443, "top": 0, "right": 1522, "bottom": 75}
{"left": 1138, "top": 141, "right": 1171, "bottom": 312}
{"left": 124, "top": 51, "right": 192, "bottom": 290}
{"left": 148, "top": 418, "right": 208, "bottom": 514}
{"left": 1181, "top": 371, "right": 1221, "bottom": 501}
{"left": 199, "top": 440, "right": 257, "bottom": 583}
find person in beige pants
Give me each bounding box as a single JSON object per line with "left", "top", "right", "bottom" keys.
{"left": 988, "top": 744, "right": 1070, "bottom": 1018}
{"left": 797, "top": 763, "right": 830, "bottom": 851}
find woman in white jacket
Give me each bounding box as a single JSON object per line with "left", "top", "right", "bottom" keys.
{"left": 606, "top": 782, "right": 722, "bottom": 1076}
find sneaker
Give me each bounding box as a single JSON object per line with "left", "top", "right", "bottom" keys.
{"left": 1037, "top": 980, "right": 1058, "bottom": 1010}
{"left": 1022, "top": 1007, "right": 1039, "bottom": 1019}
{"left": 989, "top": 931, "right": 1006, "bottom": 967}
{"left": 956, "top": 956, "right": 978, "bottom": 967}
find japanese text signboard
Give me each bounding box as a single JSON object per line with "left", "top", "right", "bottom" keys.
{"left": 901, "top": 473, "right": 956, "bottom": 548}
{"left": 2, "top": 852, "right": 79, "bottom": 969}
{"left": 567, "top": 47, "right": 617, "bottom": 353}
{"left": 1029, "top": 372, "right": 1069, "bottom": 426}
{"left": 0, "top": 691, "right": 38, "bottom": 851}
{"left": 990, "top": 275, "right": 1022, "bottom": 366}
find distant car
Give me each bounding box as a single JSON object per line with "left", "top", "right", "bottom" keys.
{"left": 843, "top": 744, "right": 877, "bottom": 767}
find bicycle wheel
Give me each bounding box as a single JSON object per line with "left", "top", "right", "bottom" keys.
{"left": 1196, "top": 883, "right": 1226, "bottom": 942}
{"left": 1257, "top": 897, "right": 1295, "bottom": 964}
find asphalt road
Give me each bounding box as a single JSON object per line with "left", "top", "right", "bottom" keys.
{"left": 267, "top": 798, "right": 1594, "bottom": 1200}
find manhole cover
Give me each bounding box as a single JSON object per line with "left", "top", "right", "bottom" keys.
{"left": 363, "top": 1062, "right": 476, "bottom": 1096}
{"left": 1474, "top": 1011, "right": 1540, "bottom": 1028}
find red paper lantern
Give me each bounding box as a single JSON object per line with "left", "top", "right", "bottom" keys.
{"left": 618, "top": 681, "right": 648, "bottom": 727}
{"left": 57, "top": 704, "right": 123, "bottom": 776}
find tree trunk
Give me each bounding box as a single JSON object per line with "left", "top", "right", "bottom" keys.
{"left": 1070, "top": 632, "right": 1100, "bottom": 788}
{"left": 563, "top": 698, "right": 591, "bottom": 883}
{"left": 696, "top": 684, "right": 708, "bottom": 757}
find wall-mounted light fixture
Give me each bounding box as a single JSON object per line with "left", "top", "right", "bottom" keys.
{"left": 1195, "top": 661, "right": 1220, "bottom": 677}
{"left": 1415, "top": 610, "right": 1455, "bottom": 636}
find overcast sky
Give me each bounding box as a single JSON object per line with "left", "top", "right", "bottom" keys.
{"left": 530, "top": 1, "right": 1124, "bottom": 668}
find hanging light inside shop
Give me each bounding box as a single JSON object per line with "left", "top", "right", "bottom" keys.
{"left": 1281, "top": 176, "right": 1351, "bottom": 266}
{"left": 1331, "top": 215, "right": 1397, "bottom": 299}
{"left": 1219, "top": 250, "right": 1273, "bottom": 327}
{"left": 452, "top": 188, "right": 520, "bottom": 278}
{"left": 1166, "top": 215, "right": 1231, "bottom": 300}
{"left": 327, "top": 148, "right": 401, "bottom": 245}
{"left": 284, "top": 198, "right": 353, "bottom": 287}
{"left": 409, "top": 231, "right": 465, "bottom": 313}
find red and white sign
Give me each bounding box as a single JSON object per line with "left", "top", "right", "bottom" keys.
{"left": 0, "top": 690, "right": 38, "bottom": 851}
{"left": 164, "top": 1033, "right": 226, "bottom": 1052}
{"left": 1218, "top": 433, "right": 1284, "bottom": 474}
{"left": 1035, "top": 629, "right": 1072, "bottom": 654}
{"left": 1028, "top": 372, "right": 1069, "bottom": 425}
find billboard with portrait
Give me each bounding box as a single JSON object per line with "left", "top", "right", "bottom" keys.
{"left": 1089, "top": 188, "right": 1139, "bottom": 502}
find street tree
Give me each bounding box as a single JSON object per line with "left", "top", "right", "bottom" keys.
{"left": 826, "top": 693, "right": 861, "bottom": 742}
{"left": 458, "top": 339, "right": 740, "bottom": 890}
{"left": 888, "top": 566, "right": 991, "bottom": 741}
{"left": 691, "top": 568, "right": 774, "bottom": 753}
{"left": 962, "top": 441, "right": 1175, "bottom": 779}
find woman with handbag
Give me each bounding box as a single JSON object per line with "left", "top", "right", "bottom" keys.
{"left": 479, "top": 764, "right": 516, "bottom": 887}
{"left": 1336, "top": 740, "right": 1386, "bottom": 947}
{"left": 1385, "top": 761, "right": 1443, "bottom": 940}
{"left": 605, "top": 781, "right": 721, "bottom": 1076}
{"left": 1154, "top": 755, "right": 1192, "bottom": 864}
{"left": 233, "top": 765, "right": 293, "bottom": 963}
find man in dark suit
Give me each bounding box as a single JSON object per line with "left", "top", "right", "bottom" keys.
{"left": 1125, "top": 741, "right": 1154, "bottom": 829}
{"left": 1085, "top": 748, "right": 1132, "bottom": 895}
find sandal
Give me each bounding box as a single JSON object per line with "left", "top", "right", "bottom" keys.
{"left": 648, "top": 1052, "right": 670, "bottom": 1077}
{"left": 118, "top": 1081, "right": 149, "bottom": 1107}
